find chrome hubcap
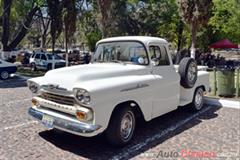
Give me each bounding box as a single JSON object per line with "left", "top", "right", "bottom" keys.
{"left": 120, "top": 112, "right": 134, "bottom": 140}
{"left": 195, "top": 89, "right": 203, "bottom": 109}
{"left": 1, "top": 71, "right": 9, "bottom": 79}
{"left": 188, "top": 62, "right": 196, "bottom": 82}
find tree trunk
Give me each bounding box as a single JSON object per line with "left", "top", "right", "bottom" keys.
{"left": 190, "top": 24, "right": 197, "bottom": 59}
{"left": 1, "top": 0, "right": 12, "bottom": 51}
{"left": 8, "top": 6, "right": 39, "bottom": 50}
{"left": 65, "top": 23, "right": 69, "bottom": 67}
{"left": 39, "top": 10, "right": 50, "bottom": 49}
{"left": 41, "top": 35, "right": 46, "bottom": 49}
{"left": 177, "top": 20, "right": 184, "bottom": 52}
{"left": 51, "top": 32, "right": 55, "bottom": 53}
{"left": 97, "top": 0, "right": 112, "bottom": 38}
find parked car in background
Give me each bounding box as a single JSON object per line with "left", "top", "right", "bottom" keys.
{"left": 30, "top": 52, "right": 66, "bottom": 71}
{"left": 79, "top": 51, "right": 91, "bottom": 64}
{"left": 0, "top": 59, "right": 17, "bottom": 80}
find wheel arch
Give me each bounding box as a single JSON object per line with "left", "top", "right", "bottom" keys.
{"left": 109, "top": 100, "right": 145, "bottom": 124}
{"left": 193, "top": 85, "right": 206, "bottom": 101}
{"left": 196, "top": 85, "right": 206, "bottom": 92}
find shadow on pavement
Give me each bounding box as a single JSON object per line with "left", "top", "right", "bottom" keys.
{"left": 0, "top": 76, "right": 27, "bottom": 88}
{"left": 39, "top": 105, "right": 221, "bottom": 160}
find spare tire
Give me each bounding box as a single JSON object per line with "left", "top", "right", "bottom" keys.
{"left": 179, "top": 57, "right": 198, "bottom": 88}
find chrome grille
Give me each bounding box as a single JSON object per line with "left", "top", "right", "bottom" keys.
{"left": 41, "top": 92, "right": 75, "bottom": 106}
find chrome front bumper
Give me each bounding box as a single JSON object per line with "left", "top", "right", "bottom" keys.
{"left": 28, "top": 107, "right": 102, "bottom": 137}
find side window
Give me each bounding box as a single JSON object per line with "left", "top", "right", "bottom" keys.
{"left": 41, "top": 54, "right": 47, "bottom": 60}
{"left": 159, "top": 46, "right": 170, "bottom": 65}
{"left": 35, "top": 54, "right": 40, "bottom": 59}
{"left": 149, "top": 46, "right": 161, "bottom": 59}
{"left": 149, "top": 45, "right": 170, "bottom": 66}
{"left": 149, "top": 46, "right": 162, "bottom": 66}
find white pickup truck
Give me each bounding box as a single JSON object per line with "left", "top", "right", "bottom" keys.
{"left": 28, "top": 36, "right": 209, "bottom": 146}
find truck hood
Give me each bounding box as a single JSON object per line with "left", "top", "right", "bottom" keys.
{"left": 37, "top": 63, "right": 147, "bottom": 90}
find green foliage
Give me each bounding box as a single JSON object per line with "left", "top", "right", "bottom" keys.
{"left": 177, "top": 0, "right": 213, "bottom": 56}
{"left": 209, "top": 0, "right": 240, "bottom": 43}
{"left": 177, "top": 0, "right": 213, "bottom": 27}
{"left": 128, "top": 0, "right": 183, "bottom": 46}
{"left": 77, "top": 1, "right": 102, "bottom": 51}
{"left": 86, "top": 31, "right": 102, "bottom": 52}
{"left": 1, "top": 0, "right": 239, "bottom": 51}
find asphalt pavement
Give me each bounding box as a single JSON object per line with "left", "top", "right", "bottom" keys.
{"left": 0, "top": 76, "right": 239, "bottom": 160}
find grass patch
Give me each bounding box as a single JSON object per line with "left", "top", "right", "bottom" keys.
{"left": 17, "top": 67, "right": 46, "bottom": 77}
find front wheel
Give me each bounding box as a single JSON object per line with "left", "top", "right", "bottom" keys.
{"left": 106, "top": 107, "right": 136, "bottom": 147}
{"left": 0, "top": 71, "right": 9, "bottom": 80}
{"left": 191, "top": 87, "right": 204, "bottom": 111}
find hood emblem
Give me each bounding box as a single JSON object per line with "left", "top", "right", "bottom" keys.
{"left": 42, "top": 84, "right": 67, "bottom": 91}
{"left": 48, "top": 84, "right": 59, "bottom": 90}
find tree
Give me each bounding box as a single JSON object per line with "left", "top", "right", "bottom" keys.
{"left": 37, "top": 8, "right": 51, "bottom": 49}
{"left": 47, "top": 0, "right": 63, "bottom": 52}
{"left": 126, "top": 0, "right": 181, "bottom": 43}
{"left": 63, "top": 0, "right": 77, "bottom": 66}
{"left": 1, "top": 0, "right": 41, "bottom": 52}
{"left": 1, "top": 0, "right": 12, "bottom": 51}
{"left": 177, "top": 0, "right": 213, "bottom": 58}
{"left": 209, "top": 0, "right": 240, "bottom": 43}
{"left": 77, "top": 1, "right": 102, "bottom": 51}
{"left": 96, "top": 0, "right": 112, "bottom": 37}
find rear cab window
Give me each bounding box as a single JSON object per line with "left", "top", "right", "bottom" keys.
{"left": 149, "top": 45, "right": 170, "bottom": 66}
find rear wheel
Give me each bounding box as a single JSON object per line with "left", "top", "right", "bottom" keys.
{"left": 106, "top": 106, "right": 136, "bottom": 147}
{"left": 0, "top": 71, "right": 9, "bottom": 80}
{"left": 191, "top": 87, "right": 204, "bottom": 111}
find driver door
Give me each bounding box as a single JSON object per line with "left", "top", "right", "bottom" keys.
{"left": 149, "top": 44, "right": 180, "bottom": 118}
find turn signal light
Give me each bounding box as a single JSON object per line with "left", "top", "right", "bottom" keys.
{"left": 76, "top": 111, "right": 86, "bottom": 120}
{"left": 32, "top": 98, "right": 39, "bottom": 107}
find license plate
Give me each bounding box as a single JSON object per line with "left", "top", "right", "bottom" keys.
{"left": 42, "top": 115, "right": 54, "bottom": 129}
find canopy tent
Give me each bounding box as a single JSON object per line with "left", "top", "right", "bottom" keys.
{"left": 209, "top": 39, "right": 238, "bottom": 49}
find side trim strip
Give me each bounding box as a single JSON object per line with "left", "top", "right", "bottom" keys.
{"left": 121, "top": 83, "right": 149, "bottom": 92}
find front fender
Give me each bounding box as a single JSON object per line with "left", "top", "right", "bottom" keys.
{"left": 79, "top": 75, "right": 155, "bottom": 130}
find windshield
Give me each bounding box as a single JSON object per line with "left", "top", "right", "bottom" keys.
{"left": 94, "top": 41, "right": 149, "bottom": 65}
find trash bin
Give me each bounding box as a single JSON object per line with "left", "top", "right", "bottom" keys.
{"left": 217, "top": 68, "right": 235, "bottom": 97}
{"left": 208, "top": 68, "right": 217, "bottom": 96}
{"left": 236, "top": 67, "right": 240, "bottom": 97}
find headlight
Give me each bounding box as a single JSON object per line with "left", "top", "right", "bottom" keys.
{"left": 27, "top": 81, "right": 39, "bottom": 93}
{"left": 73, "top": 88, "right": 91, "bottom": 105}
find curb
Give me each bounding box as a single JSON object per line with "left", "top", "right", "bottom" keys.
{"left": 204, "top": 97, "right": 240, "bottom": 109}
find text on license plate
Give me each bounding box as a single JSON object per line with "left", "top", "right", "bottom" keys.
{"left": 42, "top": 114, "right": 54, "bottom": 129}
